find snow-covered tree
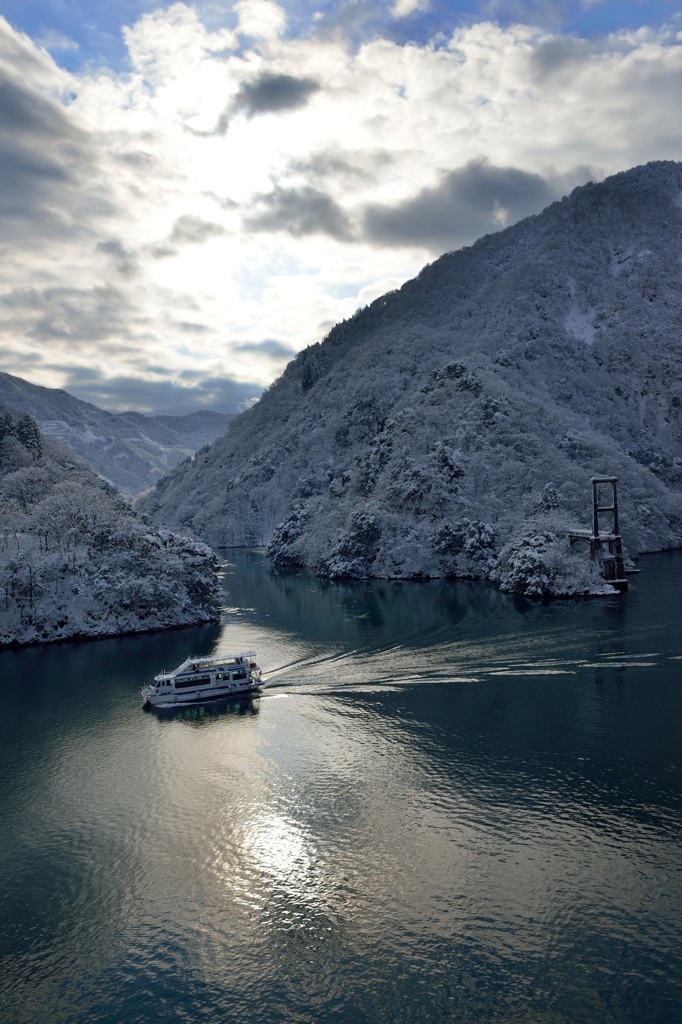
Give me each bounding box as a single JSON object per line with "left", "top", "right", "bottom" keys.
{"left": 0, "top": 410, "right": 222, "bottom": 646}
{"left": 138, "top": 162, "right": 682, "bottom": 595}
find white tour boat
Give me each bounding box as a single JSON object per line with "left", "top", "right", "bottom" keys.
{"left": 142, "top": 651, "right": 263, "bottom": 706}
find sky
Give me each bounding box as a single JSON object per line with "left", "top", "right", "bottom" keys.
{"left": 0, "top": 0, "right": 682, "bottom": 414}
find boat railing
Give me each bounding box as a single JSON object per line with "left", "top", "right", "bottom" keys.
{"left": 187, "top": 650, "right": 256, "bottom": 663}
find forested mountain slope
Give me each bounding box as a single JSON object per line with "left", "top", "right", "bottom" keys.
{"left": 139, "top": 161, "right": 682, "bottom": 595}
{"left": 0, "top": 406, "right": 221, "bottom": 646}
{"left": 0, "top": 373, "right": 234, "bottom": 495}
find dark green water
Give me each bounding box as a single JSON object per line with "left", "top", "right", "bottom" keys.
{"left": 1, "top": 550, "right": 682, "bottom": 1023}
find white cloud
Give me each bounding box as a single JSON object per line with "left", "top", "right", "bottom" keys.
{"left": 37, "top": 31, "right": 79, "bottom": 53}
{"left": 392, "top": 0, "right": 430, "bottom": 18}
{"left": 1, "top": 8, "right": 682, "bottom": 412}
{"left": 234, "top": 0, "right": 286, "bottom": 40}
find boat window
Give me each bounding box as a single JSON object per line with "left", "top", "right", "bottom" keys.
{"left": 175, "top": 675, "right": 211, "bottom": 688}
{"left": 232, "top": 669, "right": 247, "bottom": 680}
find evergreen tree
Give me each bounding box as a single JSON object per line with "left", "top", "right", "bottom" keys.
{"left": 15, "top": 415, "right": 43, "bottom": 456}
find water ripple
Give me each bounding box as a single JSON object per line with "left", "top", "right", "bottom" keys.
{"left": 0, "top": 551, "right": 681, "bottom": 1022}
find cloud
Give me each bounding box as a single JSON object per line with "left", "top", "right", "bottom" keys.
{"left": 37, "top": 31, "right": 79, "bottom": 53}
{"left": 61, "top": 368, "right": 264, "bottom": 415}
{"left": 289, "top": 148, "right": 393, "bottom": 184}
{"left": 96, "top": 239, "right": 138, "bottom": 277}
{"left": 362, "top": 159, "right": 558, "bottom": 250}
{"left": 122, "top": 4, "right": 237, "bottom": 76}
{"left": 149, "top": 215, "right": 228, "bottom": 258}
{"left": 206, "top": 71, "right": 321, "bottom": 136}
{"left": 2, "top": 7, "right": 682, "bottom": 418}
{"left": 177, "top": 320, "right": 210, "bottom": 332}
{"left": 0, "top": 20, "right": 105, "bottom": 248}
{"left": 0, "top": 67, "right": 102, "bottom": 239}
{"left": 529, "top": 35, "right": 592, "bottom": 79}
{"left": 238, "top": 72, "right": 321, "bottom": 116}
{"left": 2, "top": 284, "right": 133, "bottom": 344}
{"left": 235, "top": 339, "right": 297, "bottom": 358}
{"left": 250, "top": 158, "right": 571, "bottom": 251}
{"left": 115, "top": 149, "right": 156, "bottom": 167}
{"left": 245, "top": 185, "right": 355, "bottom": 240}
{"left": 392, "top": 0, "right": 430, "bottom": 18}
{"left": 0, "top": 16, "right": 72, "bottom": 88}
{"left": 170, "top": 214, "right": 227, "bottom": 245}
{"left": 234, "top": 0, "right": 286, "bottom": 41}
{"left": 312, "top": 0, "right": 391, "bottom": 42}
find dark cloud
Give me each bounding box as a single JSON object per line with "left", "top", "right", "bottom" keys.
{"left": 114, "top": 149, "right": 155, "bottom": 167}
{"left": 148, "top": 215, "right": 227, "bottom": 259}
{"left": 244, "top": 160, "right": 570, "bottom": 249}
{"left": 2, "top": 283, "right": 133, "bottom": 343}
{"left": 148, "top": 244, "right": 176, "bottom": 260}
{"left": 170, "top": 214, "right": 227, "bottom": 245}
{"left": 245, "top": 185, "right": 354, "bottom": 240}
{"left": 1, "top": 286, "right": 41, "bottom": 309}
{"left": 96, "top": 239, "right": 138, "bottom": 277}
{"left": 177, "top": 321, "right": 210, "bottom": 333}
{"left": 235, "top": 339, "right": 296, "bottom": 359}
{"left": 361, "top": 158, "right": 558, "bottom": 251}
{"left": 289, "top": 147, "right": 393, "bottom": 184}
{"left": 61, "top": 368, "right": 264, "bottom": 416}
{"left": 0, "top": 70, "right": 106, "bottom": 240}
{"left": 529, "top": 36, "right": 591, "bottom": 79}
{"left": 199, "top": 72, "right": 321, "bottom": 137}
{"left": 237, "top": 73, "right": 321, "bottom": 117}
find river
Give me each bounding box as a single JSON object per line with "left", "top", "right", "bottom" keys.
{"left": 1, "top": 549, "right": 681, "bottom": 1023}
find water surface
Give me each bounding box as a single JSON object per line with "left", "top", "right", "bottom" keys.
{"left": 1, "top": 551, "right": 682, "bottom": 1023}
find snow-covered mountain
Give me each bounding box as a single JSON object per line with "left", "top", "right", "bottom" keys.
{"left": 0, "top": 406, "right": 222, "bottom": 646}
{"left": 0, "top": 372, "right": 234, "bottom": 495}
{"left": 138, "top": 162, "right": 682, "bottom": 595}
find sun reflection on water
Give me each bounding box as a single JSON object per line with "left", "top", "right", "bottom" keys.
{"left": 242, "top": 813, "right": 317, "bottom": 893}
{"left": 3, "top": 551, "right": 682, "bottom": 1023}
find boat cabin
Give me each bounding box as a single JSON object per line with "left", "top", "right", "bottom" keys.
{"left": 153, "top": 652, "right": 258, "bottom": 691}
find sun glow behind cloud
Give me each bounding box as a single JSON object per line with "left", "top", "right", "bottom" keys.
{"left": 1, "top": 2, "right": 682, "bottom": 413}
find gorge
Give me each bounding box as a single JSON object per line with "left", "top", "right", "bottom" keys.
{"left": 138, "top": 161, "right": 682, "bottom": 596}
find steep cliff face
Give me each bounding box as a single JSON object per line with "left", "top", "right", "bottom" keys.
{"left": 138, "top": 162, "right": 682, "bottom": 594}
{"left": 0, "top": 409, "right": 222, "bottom": 646}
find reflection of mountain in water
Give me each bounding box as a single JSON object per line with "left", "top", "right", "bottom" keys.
{"left": 220, "top": 548, "right": 682, "bottom": 829}
{"left": 222, "top": 548, "right": 507, "bottom": 652}
{"left": 221, "top": 548, "right": 653, "bottom": 671}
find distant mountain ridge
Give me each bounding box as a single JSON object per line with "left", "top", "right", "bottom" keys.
{"left": 138, "top": 161, "right": 682, "bottom": 594}
{"left": 0, "top": 373, "right": 234, "bottom": 494}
